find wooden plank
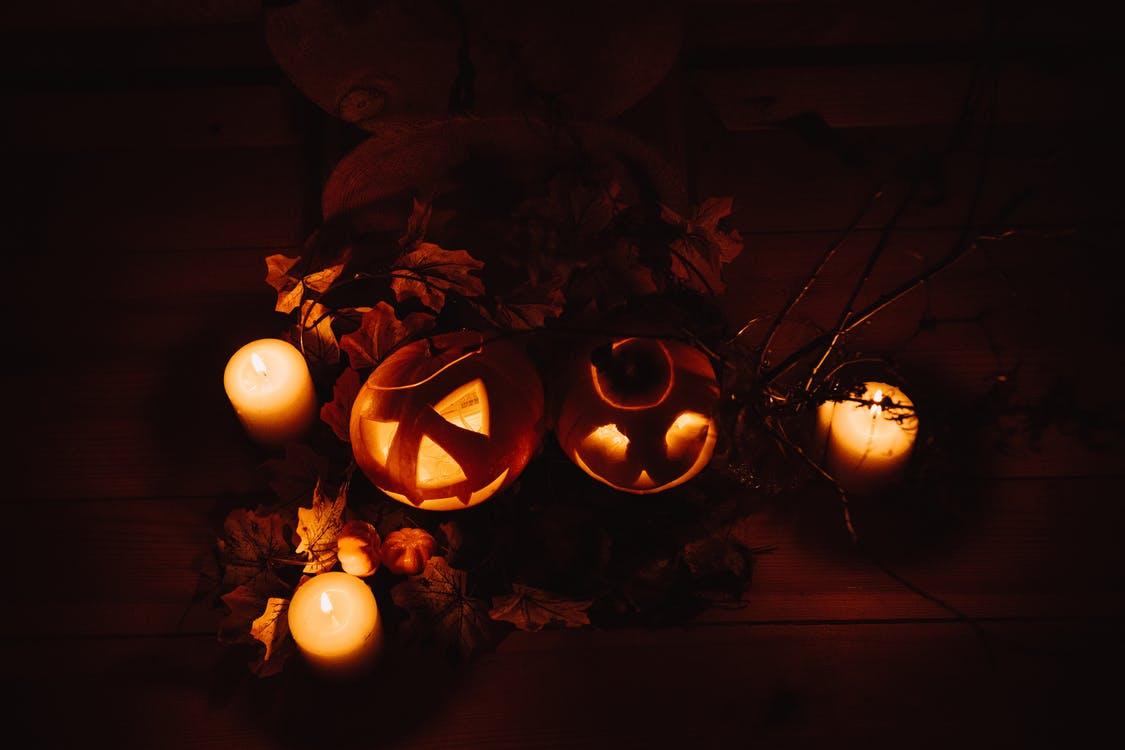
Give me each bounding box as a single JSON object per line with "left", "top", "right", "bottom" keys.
{"left": 694, "top": 62, "right": 1101, "bottom": 130}
{"left": 5, "top": 87, "right": 304, "bottom": 151}
{"left": 701, "top": 476, "right": 1125, "bottom": 623}
{"left": 6, "top": 620, "right": 1123, "bottom": 748}
{"left": 686, "top": 0, "right": 1121, "bottom": 51}
{"left": 0, "top": 24, "right": 274, "bottom": 82}
{"left": 0, "top": 127, "right": 1088, "bottom": 255}
{"left": 7, "top": 477, "right": 1122, "bottom": 636}
{"left": 0, "top": 1, "right": 260, "bottom": 29}
{"left": 723, "top": 228, "right": 1116, "bottom": 375}
{"left": 692, "top": 124, "right": 1098, "bottom": 232}
{"left": 2, "top": 147, "right": 311, "bottom": 251}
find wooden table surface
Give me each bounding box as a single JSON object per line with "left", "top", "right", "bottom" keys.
{"left": 2, "top": 2, "right": 1123, "bottom": 748}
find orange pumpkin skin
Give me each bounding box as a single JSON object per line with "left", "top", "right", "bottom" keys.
{"left": 350, "top": 331, "right": 545, "bottom": 511}
{"left": 381, "top": 528, "right": 437, "bottom": 575}
{"left": 556, "top": 337, "right": 719, "bottom": 494}
{"left": 337, "top": 520, "right": 381, "bottom": 577}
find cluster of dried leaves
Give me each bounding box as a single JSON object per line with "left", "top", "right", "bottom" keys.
{"left": 264, "top": 169, "right": 743, "bottom": 447}
{"left": 212, "top": 445, "right": 766, "bottom": 672}
{"left": 209, "top": 165, "right": 761, "bottom": 673}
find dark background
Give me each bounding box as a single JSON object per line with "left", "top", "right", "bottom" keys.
{"left": 2, "top": 1, "right": 1123, "bottom": 747}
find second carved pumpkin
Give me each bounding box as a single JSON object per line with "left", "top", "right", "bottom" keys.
{"left": 350, "top": 331, "right": 545, "bottom": 511}
{"left": 556, "top": 337, "right": 719, "bottom": 493}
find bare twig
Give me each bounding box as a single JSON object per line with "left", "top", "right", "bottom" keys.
{"left": 755, "top": 185, "right": 884, "bottom": 373}
{"left": 803, "top": 182, "right": 919, "bottom": 391}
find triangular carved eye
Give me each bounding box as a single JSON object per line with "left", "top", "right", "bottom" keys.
{"left": 359, "top": 419, "right": 399, "bottom": 465}
{"left": 433, "top": 378, "right": 490, "bottom": 436}
{"left": 416, "top": 436, "right": 468, "bottom": 488}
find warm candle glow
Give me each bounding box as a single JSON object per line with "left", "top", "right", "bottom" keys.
{"left": 223, "top": 339, "right": 316, "bottom": 444}
{"left": 288, "top": 572, "right": 381, "bottom": 677}
{"left": 815, "top": 381, "right": 918, "bottom": 494}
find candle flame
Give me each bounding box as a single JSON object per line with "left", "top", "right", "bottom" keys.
{"left": 319, "top": 591, "right": 333, "bottom": 614}
{"left": 870, "top": 388, "right": 884, "bottom": 416}
{"left": 250, "top": 352, "right": 269, "bottom": 376}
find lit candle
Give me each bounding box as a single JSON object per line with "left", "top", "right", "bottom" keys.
{"left": 287, "top": 572, "right": 382, "bottom": 676}
{"left": 815, "top": 381, "right": 918, "bottom": 494}
{"left": 223, "top": 338, "right": 316, "bottom": 444}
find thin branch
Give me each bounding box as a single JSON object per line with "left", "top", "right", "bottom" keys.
{"left": 760, "top": 413, "right": 858, "bottom": 543}
{"left": 763, "top": 65, "right": 1003, "bottom": 387}
{"left": 755, "top": 184, "right": 884, "bottom": 373}
{"left": 866, "top": 555, "right": 996, "bottom": 668}
{"left": 803, "top": 182, "right": 919, "bottom": 391}
{"left": 834, "top": 76, "right": 1005, "bottom": 337}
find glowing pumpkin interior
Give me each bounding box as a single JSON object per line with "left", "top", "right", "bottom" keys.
{"left": 557, "top": 338, "right": 719, "bottom": 494}
{"left": 350, "top": 332, "right": 543, "bottom": 511}
{"left": 362, "top": 379, "right": 493, "bottom": 490}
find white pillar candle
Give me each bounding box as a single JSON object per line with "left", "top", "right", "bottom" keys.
{"left": 288, "top": 572, "right": 382, "bottom": 677}
{"left": 815, "top": 381, "right": 918, "bottom": 494}
{"left": 224, "top": 338, "right": 317, "bottom": 444}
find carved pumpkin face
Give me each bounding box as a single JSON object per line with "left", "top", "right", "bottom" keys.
{"left": 350, "top": 332, "right": 544, "bottom": 511}
{"left": 556, "top": 338, "right": 719, "bottom": 493}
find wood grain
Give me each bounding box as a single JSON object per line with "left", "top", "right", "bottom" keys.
{"left": 7, "top": 476, "right": 1121, "bottom": 637}
{"left": 7, "top": 620, "right": 1123, "bottom": 748}
{"left": 686, "top": 0, "right": 1121, "bottom": 53}
{"left": 695, "top": 62, "right": 1107, "bottom": 130}
{"left": 2, "top": 6, "right": 1118, "bottom": 748}
{"left": 5, "top": 87, "right": 305, "bottom": 151}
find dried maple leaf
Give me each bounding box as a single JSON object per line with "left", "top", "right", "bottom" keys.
{"left": 682, "top": 516, "right": 758, "bottom": 584}
{"left": 562, "top": 176, "right": 627, "bottom": 239}
{"left": 533, "top": 173, "right": 627, "bottom": 240}
{"left": 265, "top": 254, "right": 346, "bottom": 314}
{"left": 489, "top": 585, "right": 592, "bottom": 632}
{"left": 390, "top": 243, "right": 484, "bottom": 312}
{"left": 265, "top": 253, "right": 302, "bottom": 313}
{"left": 294, "top": 481, "right": 347, "bottom": 574}
{"left": 220, "top": 585, "right": 267, "bottom": 644}
{"left": 661, "top": 198, "right": 745, "bottom": 295}
{"left": 320, "top": 368, "right": 361, "bottom": 442}
{"left": 220, "top": 585, "right": 293, "bottom": 677}
{"left": 249, "top": 597, "right": 293, "bottom": 676}
{"left": 399, "top": 197, "right": 433, "bottom": 250}
{"left": 482, "top": 282, "right": 565, "bottom": 330}
{"left": 217, "top": 507, "right": 293, "bottom": 595}
{"left": 608, "top": 240, "right": 659, "bottom": 296}
{"left": 669, "top": 239, "right": 726, "bottom": 295}
{"left": 261, "top": 443, "right": 330, "bottom": 507}
{"left": 339, "top": 301, "right": 433, "bottom": 369}
{"left": 390, "top": 556, "right": 494, "bottom": 659}
{"left": 293, "top": 300, "right": 340, "bottom": 366}
{"left": 691, "top": 197, "right": 744, "bottom": 264}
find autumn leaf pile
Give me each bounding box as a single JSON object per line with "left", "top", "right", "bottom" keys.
{"left": 207, "top": 166, "right": 771, "bottom": 674}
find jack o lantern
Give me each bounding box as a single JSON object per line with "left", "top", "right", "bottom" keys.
{"left": 556, "top": 337, "right": 719, "bottom": 493}
{"left": 349, "top": 331, "right": 544, "bottom": 511}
